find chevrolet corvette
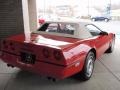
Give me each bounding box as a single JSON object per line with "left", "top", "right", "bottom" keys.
{"left": 0, "top": 20, "right": 115, "bottom": 81}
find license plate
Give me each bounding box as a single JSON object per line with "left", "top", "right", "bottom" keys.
{"left": 20, "top": 52, "right": 36, "bottom": 64}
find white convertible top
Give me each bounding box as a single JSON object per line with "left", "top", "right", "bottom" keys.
{"left": 36, "top": 19, "right": 93, "bottom": 39}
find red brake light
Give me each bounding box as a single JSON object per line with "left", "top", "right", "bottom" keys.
{"left": 2, "top": 40, "right": 8, "bottom": 49}
{"left": 42, "top": 48, "right": 50, "bottom": 58}
{"left": 3, "top": 40, "right": 6, "bottom": 45}
{"left": 9, "top": 42, "right": 15, "bottom": 50}
{"left": 10, "top": 42, "right": 13, "bottom": 46}
{"left": 53, "top": 50, "right": 62, "bottom": 60}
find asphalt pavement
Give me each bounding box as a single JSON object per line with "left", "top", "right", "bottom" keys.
{"left": 92, "top": 20, "right": 120, "bottom": 38}
{"left": 0, "top": 21, "right": 120, "bottom": 90}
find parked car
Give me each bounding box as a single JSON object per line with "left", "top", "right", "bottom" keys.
{"left": 0, "top": 20, "right": 115, "bottom": 81}
{"left": 91, "top": 16, "right": 111, "bottom": 22}
{"left": 38, "top": 14, "right": 59, "bottom": 24}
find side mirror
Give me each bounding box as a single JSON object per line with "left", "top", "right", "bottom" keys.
{"left": 100, "top": 31, "right": 108, "bottom": 35}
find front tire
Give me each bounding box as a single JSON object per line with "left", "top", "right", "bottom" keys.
{"left": 80, "top": 51, "right": 95, "bottom": 81}
{"left": 104, "top": 19, "right": 109, "bottom": 22}
{"left": 92, "top": 18, "right": 95, "bottom": 21}
{"left": 106, "top": 37, "right": 115, "bottom": 53}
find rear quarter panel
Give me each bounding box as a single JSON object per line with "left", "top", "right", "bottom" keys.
{"left": 62, "top": 33, "right": 115, "bottom": 66}
{"left": 62, "top": 40, "right": 92, "bottom": 68}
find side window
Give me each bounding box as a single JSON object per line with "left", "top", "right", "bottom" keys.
{"left": 86, "top": 24, "right": 101, "bottom": 36}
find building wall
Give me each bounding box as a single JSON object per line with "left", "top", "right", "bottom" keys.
{"left": 28, "top": 0, "right": 37, "bottom": 32}
{"left": 0, "top": 0, "right": 24, "bottom": 40}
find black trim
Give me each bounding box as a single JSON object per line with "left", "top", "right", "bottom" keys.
{"left": 38, "top": 60, "right": 66, "bottom": 67}
{"left": 2, "top": 51, "right": 83, "bottom": 68}
{"left": 2, "top": 51, "right": 66, "bottom": 67}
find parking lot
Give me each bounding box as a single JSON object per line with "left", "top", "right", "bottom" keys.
{"left": 93, "top": 21, "right": 120, "bottom": 38}
{"left": 0, "top": 21, "right": 120, "bottom": 90}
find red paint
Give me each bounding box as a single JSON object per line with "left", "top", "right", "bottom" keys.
{"left": 0, "top": 33, "right": 115, "bottom": 79}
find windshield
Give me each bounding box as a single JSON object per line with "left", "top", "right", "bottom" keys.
{"left": 36, "top": 23, "right": 76, "bottom": 35}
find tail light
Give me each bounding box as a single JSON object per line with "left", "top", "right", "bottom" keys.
{"left": 0, "top": 51, "right": 2, "bottom": 56}
{"left": 53, "top": 50, "right": 62, "bottom": 60}
{"left": 9, "top": 42, "right": 15, "bottom": 50}
{"left": 3, "top": 40, "right": 6, "bottom": 45}
{"left": 10, "top": 42, "right": 13, "bottom": 46}
{"left": 2, "top": 40, "right": 8, "bottom": 49}
{"left": 2, "top": 40, "right": 15, "bottom": 51}
{"left": 42, "top": 48, "right": 50, "bottom": 58}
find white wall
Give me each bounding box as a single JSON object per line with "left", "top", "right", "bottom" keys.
{"left": 22, "top": 0, "right": 37, "bottom": 42}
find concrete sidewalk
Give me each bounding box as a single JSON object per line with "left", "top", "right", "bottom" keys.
{"left": 0, "top": 39, "right": 120, "bottom": 90}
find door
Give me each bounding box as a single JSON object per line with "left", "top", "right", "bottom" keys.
{"left": 85, "top": 24, "right": 110, "bottom": 57}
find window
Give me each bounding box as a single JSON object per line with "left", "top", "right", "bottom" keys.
{"left": 38, "top": 23, "right": 76, "bottom": 35}
{"left": 85, "top": 24, "right": 101, "bottom": 36}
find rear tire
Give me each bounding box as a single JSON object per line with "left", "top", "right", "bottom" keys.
{"left": 79, "top": 51, "right": 95, "bottom": 81}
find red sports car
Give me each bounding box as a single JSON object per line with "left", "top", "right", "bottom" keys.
{"left": 0, "top": 20, "right": 115, "bottom": 81}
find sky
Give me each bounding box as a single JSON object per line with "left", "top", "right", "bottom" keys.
{"left": 36, "top": 0, "right": 120, "bottom": 8}
{"left": 36, "top": 0, "right": 120, "bottom": 16}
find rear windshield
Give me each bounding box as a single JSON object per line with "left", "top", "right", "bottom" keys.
{"left": 37, "top": 23, "right": 76, "bottom": 35}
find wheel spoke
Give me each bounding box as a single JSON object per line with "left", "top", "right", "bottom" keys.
{"left": 81, "top": 52, "right": 95, "bottom": 80}
{"left": 86, "top": 56, "right": 94, "bottom": 77}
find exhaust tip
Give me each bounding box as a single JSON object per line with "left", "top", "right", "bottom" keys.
{"left": 47, "top": 77, "right": 57, "bottom": 82}
{"left": 52, "top": 78, "right": 56, "bottom": 82}
{"left": 7, "top": 64, "right": 14, "bottom": 68}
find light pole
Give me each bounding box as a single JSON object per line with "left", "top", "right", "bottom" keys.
{"left": 44, "top": 0, "right": 46, "bottom": 17}
{"left": 87, "top": 0, "right": 90, "bottom": 17}
{"left": 107, "top": 0, "right": 111, "bottom": 16}
{"left": 110, "top": 0, "right": 111, "bottom": 15}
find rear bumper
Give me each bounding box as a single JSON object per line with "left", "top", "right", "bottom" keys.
{"left": 0, "top": 52, "right": 83, "bottom": 79}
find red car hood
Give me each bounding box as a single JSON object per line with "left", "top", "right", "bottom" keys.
{"left": 7, "top": 33, "right": 81, "bottom": 50}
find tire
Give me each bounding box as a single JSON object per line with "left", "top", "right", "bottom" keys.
{"left": 106, "top": 37, "right": 115, "bottom": 53}
{"left": 80, "top": 51, "right": 95, "bottom": 81}
{"left": 92, "top": 18, "right": 95, "bottom": 21}
{"left": 104, "top": 19, "right": 109, "bottom": 22}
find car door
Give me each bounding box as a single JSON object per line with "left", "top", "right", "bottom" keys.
{"left": 85, "top": 24, "right": 110, "bottom": 57}
{"left": 101, "top": 17, "right": 105, "bottom": 20}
